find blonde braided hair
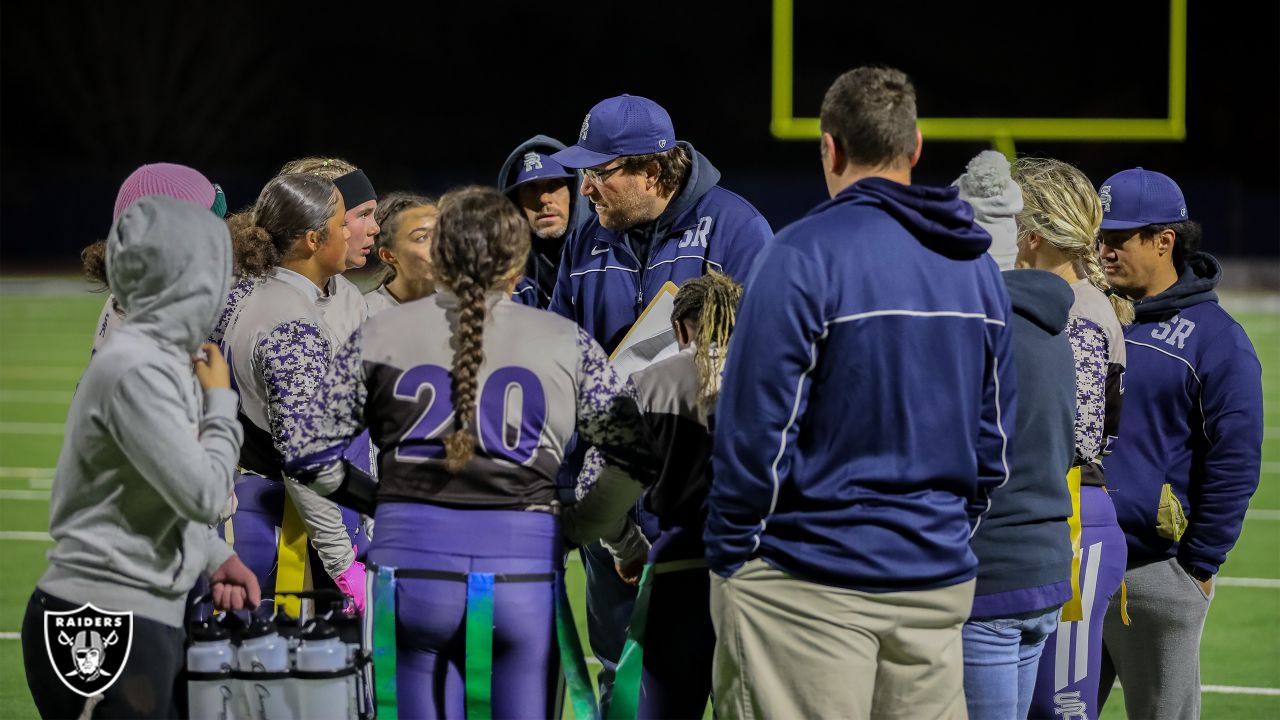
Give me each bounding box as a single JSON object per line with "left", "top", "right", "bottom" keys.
{"left": 672, "top": 272, "right": 744, "bottom": 416}
{"left": 1013, "top": 157, "right": 1134, "bottom": 325}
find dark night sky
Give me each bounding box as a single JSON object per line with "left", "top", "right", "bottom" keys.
{"left": 2, "top": 0, "right": 1276, "bottom": 269}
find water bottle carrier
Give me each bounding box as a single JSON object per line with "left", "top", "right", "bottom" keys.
{"left": 187, "top": 589, "right": 369, "bottom": 720}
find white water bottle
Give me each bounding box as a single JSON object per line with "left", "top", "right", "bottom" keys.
{"left": 187, "top": 621, "right": 238, "bottom": 720}
{"left": 295, "top": 621, "right": 356, "bottom": 720}
{"left": 235, "top": 618, "right": 293, "bottom": 720}
{"left": 330, "top": 610, "right": 368, "bottom": 716}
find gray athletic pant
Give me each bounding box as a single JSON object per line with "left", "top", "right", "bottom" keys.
{"left": 1098, "top": 557, "right": 1214, "bottom": 720}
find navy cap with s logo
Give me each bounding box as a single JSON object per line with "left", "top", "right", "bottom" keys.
{"left": 551, "top": 94, "right": 677, "bottom": 169}
{"left": 506, "top": 152, "right": 575, "bottom": 194}
{"left": 1098, "top": 167, "right": 1189, "bottom": 230}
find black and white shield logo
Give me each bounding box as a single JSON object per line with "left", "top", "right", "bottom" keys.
{"left": 43, "top": 604, "right": 134, "bottom": 698}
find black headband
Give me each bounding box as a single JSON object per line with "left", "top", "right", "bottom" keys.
{"left": 333, "top": 169, "right": 377, "bottom": 208}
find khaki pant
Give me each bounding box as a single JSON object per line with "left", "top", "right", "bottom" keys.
{"left": 710, "top": 558, "right": 973, "bottom": 720}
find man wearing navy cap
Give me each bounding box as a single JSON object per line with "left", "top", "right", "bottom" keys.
{"left": 548, "top": 94, "right": 773, "bottom": 707}
{"left": 498, "top": 135, "right": 592, "bottom": 308}
{"left": 549, "top": 94, "right": 772, "bottom": 349}
{"left": 1095, "top": 168, "right": 1262, "bottom": 719}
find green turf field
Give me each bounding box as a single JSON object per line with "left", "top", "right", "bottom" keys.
{"left": 0, "top": 286, "right": 1276, "bottom": 718}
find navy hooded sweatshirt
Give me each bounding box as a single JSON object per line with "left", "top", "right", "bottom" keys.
{"left": 1106, "top": 252, "right": 1263, "bottom": 576}
{"left": 706, "top": 176, "right": 1017, "bottom": 593}
{"left": 549, "top": 142, "right": 772, "bottom": 352}
{"left": 969, "top": 269, "right": 1075, "bottom": 619}
{"left": 497, "top": 135, "right": 593, "bottom": 309}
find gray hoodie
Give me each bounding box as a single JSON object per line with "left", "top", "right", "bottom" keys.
{"left": 39, "top": 196, "right": 243, "bottom": 628}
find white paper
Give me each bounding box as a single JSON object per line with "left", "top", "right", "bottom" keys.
{"left": 610, "top": 283, "right": 679, "bottom": 378}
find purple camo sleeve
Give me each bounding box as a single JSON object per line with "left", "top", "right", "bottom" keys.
{"left": 573, "top": 328, "right": 656, "bottom": 488}
{"left": 286, "top": 328, "right": 368, "bottom": 477}
{"left": 257, "top": 319, "right": 332, "bottom": 458}
{"left": 1067, "top": 316, "right": 1109, "bottom": 462}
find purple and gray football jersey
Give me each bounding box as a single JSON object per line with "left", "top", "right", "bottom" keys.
{"left": 222, "top": 268, "right": 360, "bottom": 475}
{"left": 1069, "top": 279, "right": 1127, "bottom": 476}
{"left": 288, "top": 291, "right": 654, "bottom": 509}
{"left": 321, "top": 274, "right": 368, "bottom": 347}
{"left": 363, "top": 284, "right": 399, "bottom": 318}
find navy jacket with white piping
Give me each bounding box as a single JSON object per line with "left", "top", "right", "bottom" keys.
{"left": 548, "top": 142, "right": 772, "bottom": 352}
{"left": 1106, "top": 252, "right": 1263, "bottom": 576}
{"left": 705, "top": 176, "right": 1017, "bottom": 593}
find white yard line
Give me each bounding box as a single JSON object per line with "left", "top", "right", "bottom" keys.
{"left": 0, "top": 422, "right": 64, "bottom": 435}
{"left": 0, "top": 531, "right": 52, "bottom": 541}
{"left": 1216, "top": 577, "right": 1280, "bottom": 589}
{"left": 0, "top": 490, "right": 49, "bottom": 500}
{"left": 0, "top": 632, "right": 19, "bottom": 640}
{"left": 0, "top": 467, "right": 55, "bottom": 478}
{"left": 1201, "top": 685, "right": 1280, "bottom": 696}
{"left": 1247, "top": 509, "right": 1280, "bottom": 521}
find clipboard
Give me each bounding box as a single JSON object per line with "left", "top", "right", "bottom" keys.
{"left": 609, "top": 281, "right": 680, "bottom": 378}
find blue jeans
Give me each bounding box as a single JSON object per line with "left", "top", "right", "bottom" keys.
{"left": 963, "top": 608, "right": 1060, "bottom": 720}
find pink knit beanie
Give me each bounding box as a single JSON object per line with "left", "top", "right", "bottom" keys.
{"left": 112, "top": 162, "right": 217, "bottom": 222}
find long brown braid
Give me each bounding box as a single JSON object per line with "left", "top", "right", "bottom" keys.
{"left": 430, "top": 186, "right": 530, "bottom": 472}
{"left": 672, "top": 271, "right": 744, "bottom": 416}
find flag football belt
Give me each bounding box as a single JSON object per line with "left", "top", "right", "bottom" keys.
{"left": 369, "top": 564, "right": 599, "bottom": 720}
{"left": 608, "top": 558, "right": 710, "bottom": 720}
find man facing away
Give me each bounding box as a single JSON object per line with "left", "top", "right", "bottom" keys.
{"left": 704, "top": 65, "right": 1016, "bottom": 720}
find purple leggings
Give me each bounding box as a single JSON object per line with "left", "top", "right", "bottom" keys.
{"left": 228, "top": 473, "right": 366, "bottom": 618}
{"left": 1030, "top": 486, "right": 1127, "bottom": 720}
{"left": 368, "top": 502, "right": 561, "bottom": 720}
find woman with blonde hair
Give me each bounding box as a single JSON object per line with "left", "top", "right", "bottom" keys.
{"left": 1014, "top": 157, "right": 1132, "bottom": 720}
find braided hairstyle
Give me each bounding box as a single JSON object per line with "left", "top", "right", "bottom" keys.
{"left": 430, "top": 186, "right": 530, "bottom": 472}
{"left": 372, "top": 191, "right": 437, "bottom": 285}
{"left": 1013, "top": 157, "right": 1135, "bottom": 325}
{"left": 277, "top": 156, "right": 357, "bottom": 181}
{"left": 671, "top": 271, "right": 744, "bottom": 416}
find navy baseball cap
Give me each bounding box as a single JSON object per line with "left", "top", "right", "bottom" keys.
{"left": 1098, "top": 167, "right": 1188, "bottom": 230}
{"left": 551, "top": 94, "right": 677, "bottom": 169}
{"left": 507, "top": 151, "right": 575, "bottom": 194}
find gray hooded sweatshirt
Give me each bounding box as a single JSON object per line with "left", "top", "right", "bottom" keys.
{"left": 39, "top": 196, "right": 243, "bottom": 628}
